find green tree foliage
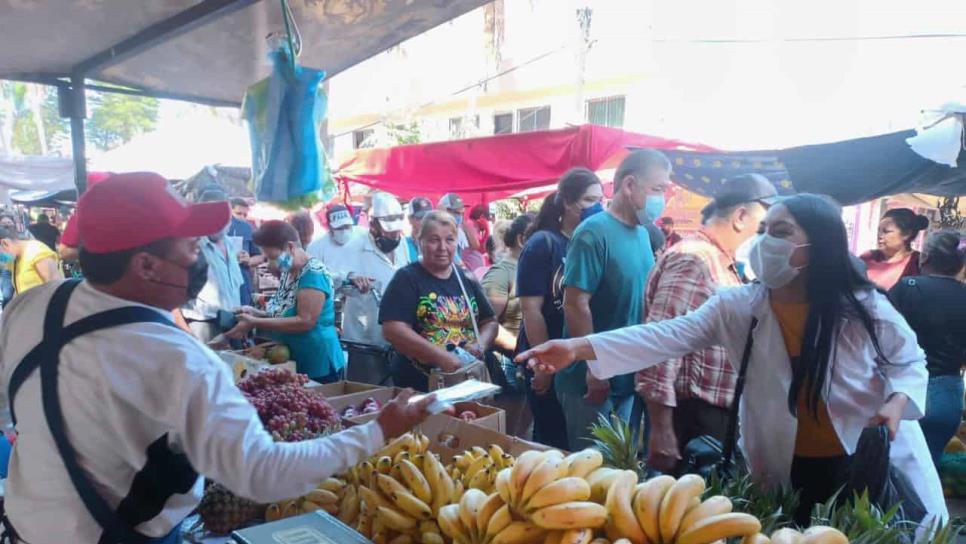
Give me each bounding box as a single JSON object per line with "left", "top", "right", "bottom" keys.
{"left": 0, "top": 81, "right": 159, "bottom": 154}
{"left": 86, "top": 91, "right": 160, "bottom": 151}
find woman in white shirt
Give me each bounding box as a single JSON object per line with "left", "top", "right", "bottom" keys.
{"left": 518, "top": 193, "right": 944, "bottom": 525}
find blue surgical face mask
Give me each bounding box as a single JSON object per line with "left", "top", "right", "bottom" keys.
{"left": 638, "top": 194, "right": 666, "bottom": 225}
{"left": 0, "top": 252, "right": 13, "bottom": 266}
{"left": 276, "top": 252, "right": 293, "bottom": 273}
{"left": 453, "top": 215, "right": 463, "bottom": 226}
{"left": 579, "top": 202, "right": 604, "bottom": 223}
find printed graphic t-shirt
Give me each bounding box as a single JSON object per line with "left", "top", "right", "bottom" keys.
{"left": 379, "top": 262, "right": 496, "bottom": 366}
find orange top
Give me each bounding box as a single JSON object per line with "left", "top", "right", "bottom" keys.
{"left": 770, "top": 300, "right": 846, "bottom": 458}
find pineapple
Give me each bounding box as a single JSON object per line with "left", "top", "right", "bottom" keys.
{"left": 198, "top": 482, "right": 265, "bottom": 535}
{"left": 705, "top": 467, "right": 798, "bottom": 536}
{"left": 588, "top": 412, "right": 644, "bottom": 480}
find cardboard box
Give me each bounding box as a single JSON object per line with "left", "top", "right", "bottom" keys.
{"left": 342, "top": 398, "right": 505, "bottom": 434}
{"left": 232, "top": 510, "right": 368, "bottom": 544}
{"left": 324, "top": 387, "right": 401, "bottom": 417}
{"left": 218, "top": 351, "right": 296, "bottom": 384}
{"left": 308, "top": 381, "right": 384, "bottom": 400}
{"left": 418, "top": 413, "right": 555, "bottom": 459}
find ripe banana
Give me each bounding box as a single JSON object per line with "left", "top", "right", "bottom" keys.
{"left": 526, "top": 477, "right": 591, "bottom": 512}
{"left": 356, "top": 511, "right": 373, "bottom": 539}
{"left": 559, "top": 528, "right": 593, "bottom": 544}
{"left": 337, "top": 485, "right": 360, "bottom": 524}
{"left": 633, "top": 475, "right": 676, "bottom": 544}
{"left": 563, "top": 449, "right": 604, "bottom": 479}
{"left": 510, "top": 450, "right": 544, "bottom": 505}
{"left": 376, "top": 473, "right": 410, "bottom": 500}
{"left": 305, "top": 489, "right": 339, "bottom": 505}
{"left": 531, "top": 501, "right": 608, "bottom": 530}
{"left": 265, "top": 503, "right": 282, "bottom": 522}
{"left": 359, "top": 484, "right": 394, "bottom": 511}
{"left": 398, "top": 459, "right": 433, "bottom": 504}
{"left": 605, "top": 470, "right": 647, "bottom": 544}
{"left": 376, "top": 505, "right": 419, "bottom": 532}
{"left": 743, "top": 534, "right": 772, "bottom": 544}
{"left": 495, "top": 468, "right": 513, "bottom": 505}
{"left": 521, "top": 451, "right": 566, "bottom": 505}
{"left": 438, "top": 504, "right": 467, "bottom": 542}
{"left": 394, "top": 450, "right": 411, "bottom": 465}
{"left": 452, "top": 479, "right": 466, "bottom": 504}
{"left": 486, "top": 504, "right": 513, "bottom": 539}
{"left": 659, "top": 474, "right": 706, "bottom": 543}
{"left": 395, "top": 488, "right": 434, "bottom": 520}
{"left": 679, "top": 496, "right": 733, "bottom": 537}
{"left": 492, "top": 521, "right": 548, "bottom": 544}
{"left": 586, "top": 468, "right": 622, "bottom": 503}
{"left": 459, "top": 489, "right": 488, "bottom": 542}
{"left": 389, "top": 534, "right": 413, "bottom": 544}
{"left": 489, "top": 444, "right": 506, "bottom": 464}
{"left": 802, "top": 526, "right": 848, "bottom": 544}
{"left": 319, "top": 477, "right": 346, "bottom": 494}
{"left": 545, "top": 531, "right": 564, "bottom": 544}
{"left": 677, "top": 513, "right": 762, "bottom": 544}
{"left": 468, "top": 466, "right": 493, "bottom": 491}
{"left": 377, "top": 456, "right": 394, "bottom": 475}
{"left": 465, "top": 454, "right": 494, "bottom": 484}
{"left": 422, "top": 533, "right": 446, "bottom": 544}
{"left": 476, "top": 492, "right": 505, "bottom": 536}
{"left": 770, "top": 528, "right": 804, "bottom": 544}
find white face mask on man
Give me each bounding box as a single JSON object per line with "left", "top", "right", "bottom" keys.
{"left": 332, "top": 229, "right": 352, "bottom": 246}
{"left": 748, "top": 234, "right": 810, "bottom": 289}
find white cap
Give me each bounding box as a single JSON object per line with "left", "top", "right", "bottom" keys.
{"left": 370, "top": 192, "right": 406, "bottom": 232}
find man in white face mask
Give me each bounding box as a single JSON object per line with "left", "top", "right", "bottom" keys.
{"left": 306, "top": 204, "right": 362, "bottom": 286}
{"left": 636, "top": 173, "right": 778, "bottom": 474}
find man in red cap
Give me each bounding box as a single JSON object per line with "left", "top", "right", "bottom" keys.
{"left": 0, "top": 172, "right": 435, "bottom": 543}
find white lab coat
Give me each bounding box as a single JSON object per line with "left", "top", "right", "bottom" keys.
{"left": 340, "top": 234, "right": 412, "bottom": 346}
{"left": 586, "top": 283, "right": 946, "bottom": 523}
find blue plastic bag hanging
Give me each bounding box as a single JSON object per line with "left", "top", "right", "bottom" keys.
{"left": 242, "top": 40, "right": 334, "bottom": 209}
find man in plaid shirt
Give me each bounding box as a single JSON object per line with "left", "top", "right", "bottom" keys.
{"left": 637, "top": 174, "right": 778, "bottom": 473}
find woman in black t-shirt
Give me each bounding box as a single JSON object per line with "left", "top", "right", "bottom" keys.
{"left": 516, "top": 168, "right": 604, "bottom": 449}
{"left": 380, "top": 211, "right": 498, "bottom": 391}
{"left": 889, "top": 230, "right": 966, "bottom": 469}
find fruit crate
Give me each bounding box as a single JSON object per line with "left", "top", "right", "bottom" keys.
{"left": 307, "top": 380, "right": 384, "bottom": 400}
{"left": 218, "top": 350, "right": 296, "bottom": 384}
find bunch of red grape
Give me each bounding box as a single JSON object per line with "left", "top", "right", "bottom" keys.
{"left": 239, "top": 368, "right": 340, "bottom": 442}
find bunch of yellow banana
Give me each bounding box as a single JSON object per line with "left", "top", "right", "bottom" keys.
{"left": 446, "top": 445, "right": 517, "bottom": 495}
{"left": 351, "top": 449, "right": 459, "bottom": 544}
{"left": 766, "top": 526, "right": 849, "bottom": 544}
{"left": 264, "top": 477, "right": 355, "bottom": 523}
{"left": 438, "top": 489, "right": 550, "bottom": 544}
{"left": 591, "top": 472, "right": 761, "bottom": 544}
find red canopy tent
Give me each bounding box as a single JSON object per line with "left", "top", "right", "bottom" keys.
{"left": 333, "top": 124, "right": 715, "bottom": 204}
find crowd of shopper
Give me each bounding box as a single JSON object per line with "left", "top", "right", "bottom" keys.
{"left": 0, "top": 151, "right": 962, "bottom": 533}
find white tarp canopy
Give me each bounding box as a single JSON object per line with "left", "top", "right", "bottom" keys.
{"left": 91, "top": 106, "right": 251, "bottom": 180}
{"left": 0, "top": 155, "right": 76, "bottom": 205}
{"left": 0, "top": 0, "right": 491, "bottom": 106}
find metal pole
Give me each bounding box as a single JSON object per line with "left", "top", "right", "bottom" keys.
{"left": 69, "top": 74, "right": 88, "bottom": 195}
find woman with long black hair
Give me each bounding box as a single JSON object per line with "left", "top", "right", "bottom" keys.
{"left": 518, "top": 194, "right": 944, "bottom": 525}
{"left": 515, "top": 167, "right": 604, "bottom": 450}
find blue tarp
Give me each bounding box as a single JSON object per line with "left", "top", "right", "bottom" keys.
{"left": 658, "top": 130, "right": 966, "bottom": 205}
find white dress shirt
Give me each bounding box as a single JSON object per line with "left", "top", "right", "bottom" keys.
{"left": 0, "top": 280, "right": 384, "bottom": 543}
{"left": 306, "top": 227, "right": 365, "bottom": 286}
{"left": 340, "top": 234, "right": 412, "bottom": 346}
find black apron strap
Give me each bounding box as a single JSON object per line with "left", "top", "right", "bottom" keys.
{"left": 8, "top": 306, "right": 177, "bottom": 425}
{"left": 7, "top": 280, "right": 192, "bottom": 544}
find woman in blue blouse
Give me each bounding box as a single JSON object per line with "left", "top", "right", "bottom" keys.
{"left": 228, "top": 220, "right": 345, "bottom": 383}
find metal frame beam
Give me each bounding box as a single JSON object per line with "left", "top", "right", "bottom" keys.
{"left": 62, "top": 0, "right": 260, "bottom": 195}
{"left": 72, "top": 0, "right": 262, "bottom": 76}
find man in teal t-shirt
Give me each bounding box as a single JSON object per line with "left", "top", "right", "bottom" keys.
{"left": 558, "top": 149, "right": 673, "bottom": 451}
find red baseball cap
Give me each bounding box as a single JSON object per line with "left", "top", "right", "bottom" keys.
{"left": 61, "top": 171, "right": 114, "bottom": 248}
{"left": 77, "top": 172, "right": 230, "bottom": 253}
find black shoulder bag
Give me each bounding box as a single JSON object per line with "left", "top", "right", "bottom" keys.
{"left": 677, "top": 317, "right": 758, "bottom": 480}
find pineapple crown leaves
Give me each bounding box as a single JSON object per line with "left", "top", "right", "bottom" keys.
{"left": 810, "top": 488, "right": 917, "bottom": 544}
{"left": 705, "top": 466, "right": 799, "bottom": 536}
{"left": 588, "top": 412, "right": 643, "bottom": 478}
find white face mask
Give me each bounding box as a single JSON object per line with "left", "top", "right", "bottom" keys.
{"left": 332, "top": 229, "right": 351, "bottom": 246}
{"left": 748, "top": 233, "right": 810, "bottom": 289}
